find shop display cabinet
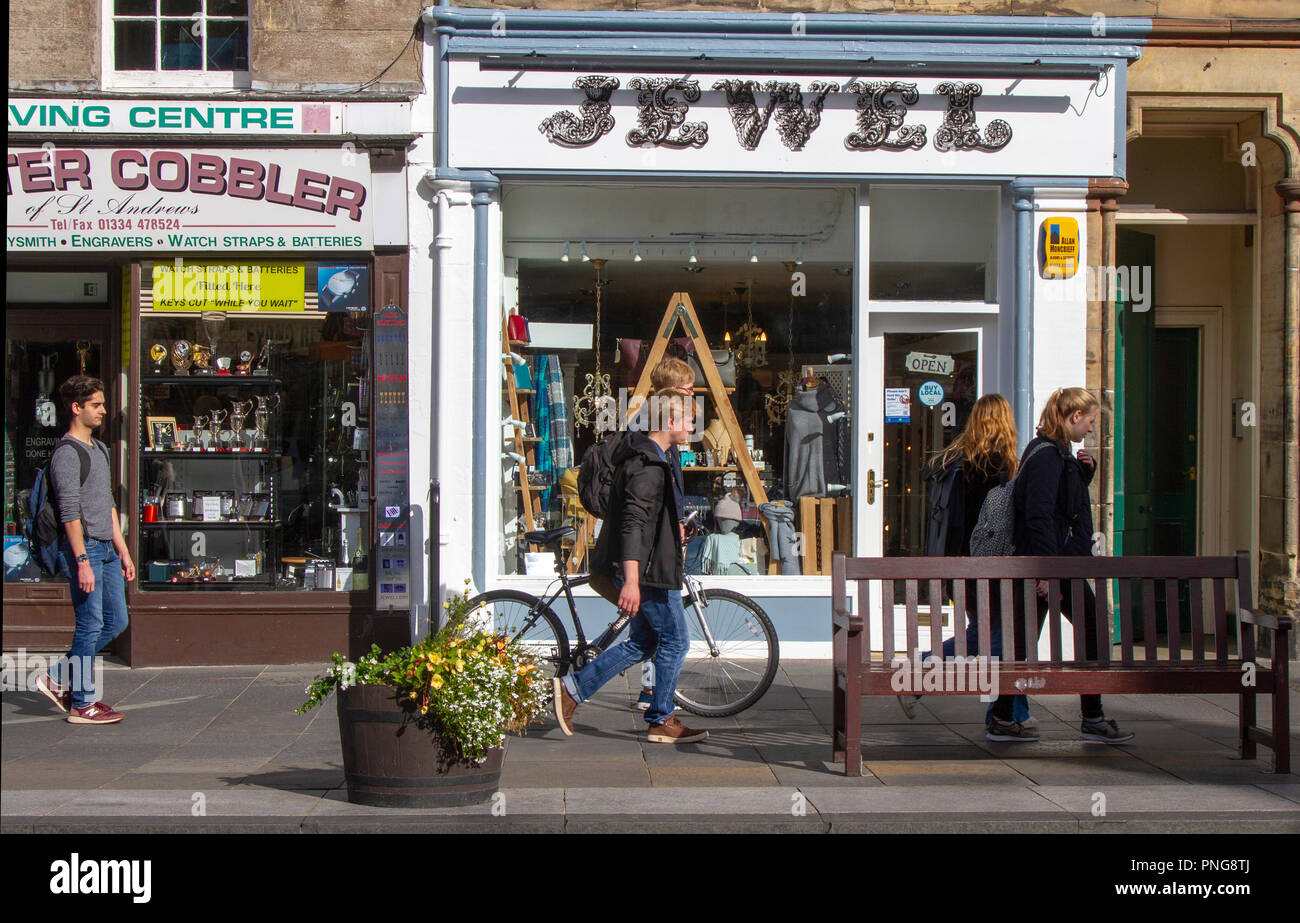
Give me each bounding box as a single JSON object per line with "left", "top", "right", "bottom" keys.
{"left": 136, "top": 372, "right": 284, "bottom": 590}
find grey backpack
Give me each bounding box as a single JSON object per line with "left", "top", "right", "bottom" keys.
{"left": 969, "top": 442, "right": 1053, "bottom": 557}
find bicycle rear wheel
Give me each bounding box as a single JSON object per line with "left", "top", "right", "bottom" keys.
{"left": 673, "top": 587, "right": 779, "bottom": 717}
{"left": 466, "top": 590, "right": 571, "bottom": 684}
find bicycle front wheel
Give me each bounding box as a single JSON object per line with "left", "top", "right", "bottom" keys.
{"left": 673, "top": 587, "right": 779, "bottom": 717}
{"left": 466, "top": 590, "right": 571, "bottom": 684}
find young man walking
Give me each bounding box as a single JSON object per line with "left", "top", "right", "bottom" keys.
{"left": 553, "top": 359, "right": 707, "bottom": 743}
{"left": 34, "top": 375, "right": 133, "bottom": 724}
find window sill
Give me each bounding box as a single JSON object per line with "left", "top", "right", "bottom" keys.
{"left": 102, "top": 72, "right": 252, "bottom": 92}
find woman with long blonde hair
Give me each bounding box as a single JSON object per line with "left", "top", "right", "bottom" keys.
{"left": 901, "top": 394, "right": 1030, "bottom": 725}
{"left": 986, "top": 387, "right": 1136, "bottom": 744}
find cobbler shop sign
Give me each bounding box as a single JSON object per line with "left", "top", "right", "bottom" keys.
{"left": 6, "top": 147, "right": 373, "bottom": 253}
{"left": 448, "top": 68, "right": 1119, "bottom": 176}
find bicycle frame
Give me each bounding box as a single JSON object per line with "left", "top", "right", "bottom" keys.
{"left": 524, "top": 567, "right": 723, "bottom": 661}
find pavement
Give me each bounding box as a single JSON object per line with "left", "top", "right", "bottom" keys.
{"left": 2, "top": 659, "right": 1298, "bottom": 834}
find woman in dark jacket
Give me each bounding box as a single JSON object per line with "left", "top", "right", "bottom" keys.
{"left": 902, "top": 394, "right": 1029, "bottom": 724}
{"left": 987, "top": 387, "right": 1135, "bottom": 744}
{"left": 553, "top": 375, "right": 708, "bottom": 744}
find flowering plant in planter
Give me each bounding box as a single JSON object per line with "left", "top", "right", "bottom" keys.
{"left": 297, "top": 582, "right": 549, "bottom": 762}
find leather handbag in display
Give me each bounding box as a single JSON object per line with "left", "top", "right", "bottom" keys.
{"left": 507, "top": 313, "right": 531, "bottom": 344}
{"left": 617, "top": 337, "right": 648, "bottom": 387}
{"left": 687, "top": 349, "right": 737, "bottom": 388}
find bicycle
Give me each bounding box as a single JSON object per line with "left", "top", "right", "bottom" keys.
{"left": 466, "top": 525, "right": 779, "bottom": 716}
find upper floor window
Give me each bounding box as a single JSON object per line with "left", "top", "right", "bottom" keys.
{"left": 105, "top": 1, "right": 250, "bottom": 89}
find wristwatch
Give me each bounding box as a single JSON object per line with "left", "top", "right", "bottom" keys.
{"left": 75, "top": 553, "right": 89, "bottom": 563}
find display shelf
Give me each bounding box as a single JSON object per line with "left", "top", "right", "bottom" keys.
{"left": 141, "top": 375, "right": 280, "bottom": 386}
{"left": 681, "top": 466, "right": 740, "bottom": 472}
{"left": 142, "top": 520, "right": 277, "bottom": 529}
{"left": 142, "top": 450, "right": 277, "bottom": 458}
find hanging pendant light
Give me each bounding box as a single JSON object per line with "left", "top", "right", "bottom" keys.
{"left": 572, "top": 258, "right": 614, "bottom": 434}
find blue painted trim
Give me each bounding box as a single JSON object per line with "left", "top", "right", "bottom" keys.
{"left": 480, "top": 170, "right": 1095, "bottom": 186}
{"left": 422, "top": 7, "right": 1153, "bottom": 45}
{"left": 471, "top": 188, "right": 493, "bottom": 590}
{"left": 430, "top": 167, "right": 500, "bottom": 190}
{"left": 435, "top": 0, "right": 449, "bottom": 168}
{"left": 1011, "top": 179, "right": 1036, "bottom": 450}
{"left": 1113, "top": 62, "right": 1127, "bottom": 180}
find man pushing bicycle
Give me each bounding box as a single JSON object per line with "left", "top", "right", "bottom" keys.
{"left": 553, "top": 358, "right": 708, "bottom": 744}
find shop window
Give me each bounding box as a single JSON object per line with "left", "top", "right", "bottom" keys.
{"left": 136, "top": 262, "right": 371, "bottom": 592}
{"left": 869, "top": 186, "right": 999, "bottom": 302}
{"left": 501, "top": 185, "right": 855, "bottom": 579}
{"left": 105, "top": 0, "right": 250, "bottom": 88}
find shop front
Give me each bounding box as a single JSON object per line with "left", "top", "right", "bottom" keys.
{"left": 423, "top": 8, "right": 1141, "bottom": 654}
{"left": 5, "top": 100, "right": 415, "bottom": 664}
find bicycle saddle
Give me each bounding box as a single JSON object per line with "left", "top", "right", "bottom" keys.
{"left": 524, "top": 526, "right": 575, "bottom": 547}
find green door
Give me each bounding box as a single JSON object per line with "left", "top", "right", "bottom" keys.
{"left": 1152, "top": 326, "right": 1199, "bottom": 630}
{"left": 1113, "top": 229, "right": 1156, "bottom": 637}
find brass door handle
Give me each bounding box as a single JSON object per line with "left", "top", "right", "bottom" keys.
{"left": 867, "top": 469, "right": 890, "bottom": 504}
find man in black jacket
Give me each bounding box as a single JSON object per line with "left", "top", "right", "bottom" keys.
{"left": 553, "top": 378, "right": 708, "bottom": 744}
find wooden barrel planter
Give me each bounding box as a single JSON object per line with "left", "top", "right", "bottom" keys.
{"left": 337, "top": 685, "right": 505, "bottom": 808}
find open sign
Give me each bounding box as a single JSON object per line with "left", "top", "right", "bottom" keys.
{"left": 904, "top": 352, "right": 954, "bottom": 376}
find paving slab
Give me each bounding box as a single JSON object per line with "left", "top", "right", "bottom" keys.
{"left": 501, "top": 757, "right": 651, "bottom": 788}
{"left": 995, "top": 757, "right": 1179, "bottom": 786}
{"left": 1030, "top": 784, "right": 1300, "bottom": 814}
{"left": 1253, "top": 782, "right": 1300, "bottom": 804}
{"left": 45, "top": 787, "right": 329, "bottom": 817}
{"left": 866, "top": 759, "right": 1033, "bottom": 786}
{"left": 563, "top": 786, "right": 800, "bottom": 815}
{"left": 801, "top": 784, "right": 1062, "bottom": 814}
{"left": 2, "top": 789, "right": 91, "bottom": 816}
{"left": 307, "top": 787, "right": 562, "bottom": 816}
{"left": 647, "top": 765, "right": 778, "bottom": 786}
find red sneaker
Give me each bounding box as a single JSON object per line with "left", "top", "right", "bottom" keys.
{"left": 67, "top": 702, "right": 124, "bottom": 725}
{"left": 35, "top": 674, "right": 71, "bottom": 714}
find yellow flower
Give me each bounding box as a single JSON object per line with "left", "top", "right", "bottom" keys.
{"left": 517, "top": 663, "right": 534, "bottom": 676}
{"left": 420, "top": 705, "right": 429, "bottom": 714}
{"left": 430, "top": 674, "right": 445, "bottom": 690}
{"left": 426, "top": 652, "right": 441, "bottom": 666}
{"left": 454, "top": 659, "right": 466, "bottom": 672}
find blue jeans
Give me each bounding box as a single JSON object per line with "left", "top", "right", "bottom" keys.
{"left": 564, "top": 585, "right": 688, "bottom": 725}
{"left": 921, "top": 613, "right": 1030, "bottom": 724}
{"left": 52, "top": 538, "right": 129, "bottom": 708}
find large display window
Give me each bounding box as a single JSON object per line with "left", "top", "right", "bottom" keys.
{"left": 499, "top": 185, "right": 855, "bottom": 579}
{"left": 135, "top": 260, "right": 372, "bottom": 592}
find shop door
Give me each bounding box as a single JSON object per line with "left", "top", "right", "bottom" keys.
{"left": 862, "top": 316, "right": 986, "bottom": 652}
{"left": 1151, "top": 325, "right": 1199, "bottom": 631}
{"left": 4, "top": 310, "right": 117, "bottom": 650}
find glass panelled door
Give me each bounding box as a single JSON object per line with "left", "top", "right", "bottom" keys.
{"left": 862, "top": 315, "right": 991, "bottom": 653}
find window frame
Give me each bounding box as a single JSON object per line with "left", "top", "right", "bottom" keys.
{"left": 101, "top": 0, "right": 252, "bottom": 91}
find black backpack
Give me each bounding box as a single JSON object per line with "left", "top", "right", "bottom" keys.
{"left": 576, "top": 431, "right": 628, "bottom": 519}
{"left": 25, "top": 437, "right": 110, "bottom": 575}
{"left": 924, "top": 460, "right": 964, "bottom": 557}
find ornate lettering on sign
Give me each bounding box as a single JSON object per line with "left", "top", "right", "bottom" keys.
{"left": 844, "top": 80, "right": 927, "bottom": 151}
{"left": 933, "top": 81, "right": 1012, "bottom": 152}
{"left": 626, "top": 78, "right": 708, "bottom": 148}
{"left": 539, "top": 76, "right": 620, "bottom": 147}
{"left": 771, "top": 81, "right": 838, "bottom": 151}
{"left": 713, "top": 80, "right": 778, "bottom": 151}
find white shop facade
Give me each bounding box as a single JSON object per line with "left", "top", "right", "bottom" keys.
{"left": 421, "top": 7, "right": 1143, "bottom": 654}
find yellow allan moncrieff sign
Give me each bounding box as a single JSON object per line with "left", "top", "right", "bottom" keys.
{"left": 151, "top": 261, "right": 306, "bottom": 311}
{"left": 1038, "top": 217, "right": 1079, "bottom": 279}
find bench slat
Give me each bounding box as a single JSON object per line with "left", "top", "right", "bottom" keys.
{"left": 1023, "top": 579, "right": 1039, "bottom": 664}
{"left": 976, "top": 579, "right": 991, "bottom": 661}
{"left": 929, "top": 579, "right": 944, "bottom": 661}
{"left": 1000, "top": 579, "right": 1015, "bottom": 667}
{"left": 882, "top": 579, "right": 895, "bottom": 663}
{"left": 1093, "top": 577, "right": 1111, "bottom": 666}
{"left": 1048, "top": 578, "right": 1063, "bottom": 665}
{"left": 905, "top": 580, "right": 919, "bottom": 660}
{"left": 857, "top": 578, "right": 871, "bottom": 662}
{"left": 1190, "top": 578, "right": 1205, "bottom": 663}
{"left": 1166, "top": 578, "right": 1181, "bottom": 663}
{"left": 1213, "top": 579, "right": 1228, "bottom": 662}
{"left": 1071, "top": 578, "right": 1086, "bottom": 665}
{"left": 1142, "top": 579, "right": 1158, "bottom": 661}
{"left": 953, "top": 580, "right": 967, "bottom": 659}
{"left": 1118, "top": 578, "right": 1135, "bottom": 664}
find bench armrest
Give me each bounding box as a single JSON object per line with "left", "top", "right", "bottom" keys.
{"left": 1239, "top": 609, "right": 1293, "bottom": 633}
{"left": 832, "top": 603, "right": 863, "bottom": 632}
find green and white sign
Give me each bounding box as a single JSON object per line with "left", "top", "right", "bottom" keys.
{"left": 7, "top": 99, "right": 343, "bottom": 135}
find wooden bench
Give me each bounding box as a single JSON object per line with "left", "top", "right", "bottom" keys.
{"left": 830, "top": 551, "right": 1292, "bottom": 777}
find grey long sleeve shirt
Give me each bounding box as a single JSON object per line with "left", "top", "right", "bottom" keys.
{"left": 48, "top": 436, "right": 115, "bottom": 542}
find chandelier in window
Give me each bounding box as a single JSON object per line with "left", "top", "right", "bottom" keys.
{"left": 572, "top": 259, "right": 615, "bottom": 434}
{"left": 732, "top": 282, "right": 767, "bottom": 370}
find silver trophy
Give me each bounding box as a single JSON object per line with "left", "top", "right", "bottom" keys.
{"left": 201, "top": 312, "right": 228, "bottom": 375}
{"left": 253, "top": 393, "right": 279, "bottom": 451}
{"left": 229, "top": 399, "right": 253, "bottom": 451}
{"left": 192, "top": 413, "right": 209, "bottom": 450}
{"left": 207, "top": 408, "right": 228, "bottom": 450}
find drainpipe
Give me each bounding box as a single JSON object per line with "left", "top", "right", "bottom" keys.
{"left": 1012, "top": 179, "right": 1036, "bottom": 449}
{"left": 1276, "top": 179, "right": 1300, "bottom": 637}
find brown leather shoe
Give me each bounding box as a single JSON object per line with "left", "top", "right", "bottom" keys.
{"left": 647, "top": 716, "right": 708, "bottom": 744}
{"left": 552, "top": 677, "right": 577, "bottom": 736}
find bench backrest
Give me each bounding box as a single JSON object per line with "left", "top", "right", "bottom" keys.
{"left": 831, "top": 552, "right": 1254, "bottom": 666}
